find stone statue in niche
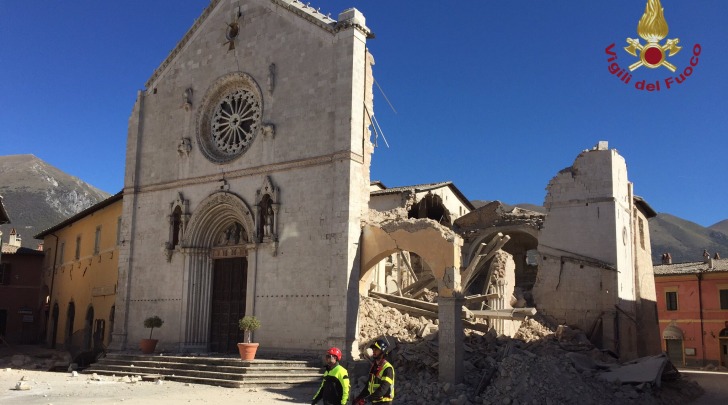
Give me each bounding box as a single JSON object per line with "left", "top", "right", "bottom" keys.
{"left": 182, "top": 88, "right": 193, "bottom": 111}
{"left": 216, "top": 223, "right": 247, "bottom": 246}
{"left": 263, "top": 205, "right": 274, "bottom": 238}
{"left": 177, "top": 138, "right": 192, "bottom": 157}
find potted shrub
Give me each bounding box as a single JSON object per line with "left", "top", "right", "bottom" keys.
{"left": 237, "top": 316, "right": 261, "bottom": 360}
{"left": 140, "top": 315, "right": 163, "bottom": 354}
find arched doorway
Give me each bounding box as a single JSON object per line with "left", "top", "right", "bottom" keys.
{"left": 66, "top": 302, "right": 76, "bottom": 344}
{"left": 84, "top": 307, "right": 94, "bottom": 350}
{"left": 719, "top": 328, "right": 728, "bottom": 368}
{"left": 108, "top": 306, "right": 115, "bottom": 345}
{"left": 663, "top": 323, "right": 684, "bottom": 366}
{"left": 181, "top": 191, "right": 256, "bottom": 352}
{"left": 50, "top": 303, "right": 59, "bottom": 349}
{"left": 210, "top": 256, "right": 247, "bottom": 353}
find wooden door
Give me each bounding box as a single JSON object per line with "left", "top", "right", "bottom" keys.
{"left": 209, "top": 258, "right": 247, "bottom": 353}
{"left": 720, "top": 339, "right": 728, "bottom": 367}
{"left": 665, "top": 339, "right": 683, "bottom": 366}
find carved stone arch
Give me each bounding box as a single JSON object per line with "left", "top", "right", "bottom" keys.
{"left": 177, "top": 191, "right": 256, "bottom": 352}
{"left": 182, "top": 191, "right": 256, "bottom": 248}
{"left": 361, "top": 220, "right": 462, "bottom": 298}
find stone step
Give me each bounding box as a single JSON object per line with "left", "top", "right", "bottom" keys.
{"left": 98, "top": 358, "right": 316, "bottom": 374}
{"left": 85, "top": 364, "right": 321, "bottom": 381}
{"left": 83, "top": 370, "right": 319, "bottom": 388}
{"left": 104, "top": 353, "right": 315, "bottom": 368}
{"left": 83, "top": 353, "right": 322, "bottom": 389}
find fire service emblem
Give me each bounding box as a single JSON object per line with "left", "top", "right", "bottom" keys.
{"left": 624, "top": 0, "right": 680, "bottom": 72}
{"left": 605, "top": 0, "right": 701, "bottom": 91}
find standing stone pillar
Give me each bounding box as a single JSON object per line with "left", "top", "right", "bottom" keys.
{"left": 438, "top": 296, "right": 464, "bottom": 384}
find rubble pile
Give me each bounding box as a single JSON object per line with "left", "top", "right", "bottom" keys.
{"left": 357, "top": 297, "right": 702, "bottom": 405}
{"left": 359, "top": 295, "right": 438, "bottom": 344}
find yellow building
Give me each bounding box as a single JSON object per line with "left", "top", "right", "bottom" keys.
{"left": 35, "top": 192, "right": 122, "bottom": 353}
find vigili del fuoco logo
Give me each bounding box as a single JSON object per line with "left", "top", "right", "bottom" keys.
{"left": 605, "top": 0, "right": 701, "bottom": 91}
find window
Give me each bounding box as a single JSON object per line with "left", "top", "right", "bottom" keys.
{"left": 171, "top": 207, "right": 182, "bottom": 247}
{"left": 75, "top": 236, "right": 81, "bottom": 260}
{"left": 0, "top": 263, "right": 10, "bottom": 285}
{"left": 116, "top": 216, "right": 122, "bottom": 246}
{"left": 638, "top": 218, "right": 645, "bottom": 249}
{"left": 666, "top": 291, "right": 678, "bottom": 311}
{"left": 59, "top": 242, "right": 65, "bottom": 264}
{"left": 94, "top": 226, "right": 102, "bottom": 255}
{"left": 720, "top": 289, "right": 728, "bottom": 310}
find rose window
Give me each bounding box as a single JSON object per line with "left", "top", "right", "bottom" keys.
{"left": 211, "top": 89, "right": 261, "bottom": 156}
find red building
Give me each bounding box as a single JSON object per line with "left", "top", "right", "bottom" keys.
{"left": 653, "top": 256, "right": 728, "bottom": 368}
{"left": 0, "top": 230, "right": 46, "bottom": 344}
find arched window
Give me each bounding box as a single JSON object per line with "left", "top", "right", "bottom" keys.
{"left": 171, "top": 206, "right": 182, "bottom": 247}
{"left": 108, "top": 305, "right": 115, "bottom": 344}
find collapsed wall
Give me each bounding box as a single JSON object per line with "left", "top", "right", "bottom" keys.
{"left": 356, "top": 297, "right": 701, "bottom": 405}
{"left": 532, "top": 142, "right": 660, "bottom": 360}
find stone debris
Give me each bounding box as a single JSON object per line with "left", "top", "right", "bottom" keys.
{"left": 14, "top": 380, "right": 31, "bottom": 390}
{"left": 357, "top": 296, "right": 703, "bottom": 405}
{"left": 0, "top": 349, "right": 72, "bottom": 372}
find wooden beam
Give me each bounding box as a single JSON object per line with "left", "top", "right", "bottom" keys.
{"left": 370, "top": 297, "right": 438, "bottom": 320}
{"left": 463, "top": 293, "right": 500, "bottom": 306}
{"left": 401, "top": 274, "right": 434, "bottom": 294}
{"left": 470, "top": 308, "right": 537, "bottom": 320}
{"left": 371, "top": 291, "right": 473, "bottom": 319}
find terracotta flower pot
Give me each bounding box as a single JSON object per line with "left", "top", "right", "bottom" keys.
{"left": 140, "top": 338, "right": 158, "bottom": 354}
{"left": 237, "top": 342, "right": 259, "bottom": 360}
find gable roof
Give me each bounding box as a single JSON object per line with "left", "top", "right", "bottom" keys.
{"left": 34, "top": 192, "right": 123, "bottom": 239}
{"left": 1, "top": 245, "right": 43, "bottom": 256}
{"left": 633, "top": 195, "right": 657, "bottom": 218}
{"left": 145, "top": 0, "right": 369, "bottom": 89}
{"left": 370, "top": 181, "right": 475, "bottom": 210}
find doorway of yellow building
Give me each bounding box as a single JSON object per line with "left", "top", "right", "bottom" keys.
{"left": 209, "top": 257, "right": 248, "bottom": 353}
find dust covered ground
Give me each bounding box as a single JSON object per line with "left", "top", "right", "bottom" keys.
{"left": 0, "top": 366, "right": 312, "bottom": 404}
{"left": 0, "top": 346, "right": 314, "bottom": 405}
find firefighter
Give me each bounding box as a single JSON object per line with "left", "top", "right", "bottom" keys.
{"left": 312, "top": 347, "right": 350, "bottom": 405}
{"left": 354, "top": 339, "right": 395, "bottom": 404}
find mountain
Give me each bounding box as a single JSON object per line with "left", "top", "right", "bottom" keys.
{"left": 0, "top": 154, "right": 111, "bottom": 248}
{"left": 709, "top": 219, "right": 728, "bottom": 237}
{"left": 649, "top": 213, "right": 728, "bottom": 264}
{"left": 469, "top": 200, "right": 728, "bottom": 264}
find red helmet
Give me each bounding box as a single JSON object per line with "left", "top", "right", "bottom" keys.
{"left": 327, "top": 347, "right": 342, "bottom": 361}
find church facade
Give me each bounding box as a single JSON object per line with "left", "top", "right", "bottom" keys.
{"left": 112, "top": 0, "right": 374, "bottom": 357}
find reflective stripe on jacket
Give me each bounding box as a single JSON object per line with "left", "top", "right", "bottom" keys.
{"left": 366, "top": 360, "right": 394, "bottom": 402}
{"left": 312, "top": 363, "right": 350, "bottom": 405}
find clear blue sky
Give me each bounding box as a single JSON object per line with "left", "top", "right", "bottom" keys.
{"left": 1, "top": 1, "right": 726, "bottom": 227}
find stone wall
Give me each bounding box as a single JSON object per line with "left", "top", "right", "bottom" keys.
{"left": 114, "top": 0, "right": 374, "bottom": 356}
